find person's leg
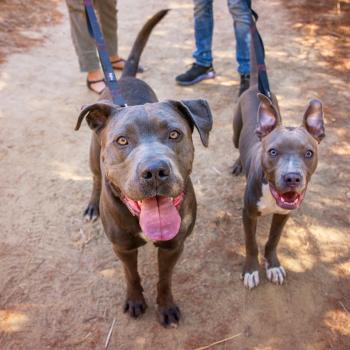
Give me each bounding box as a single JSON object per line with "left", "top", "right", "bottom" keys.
{"left": 66, "top": 0, "right": 101, "bottom": 71}
{"left": 192, "top": 0, "right": 214, "bottom": 67}
{"left": 65, "top": 0, "right": 105, "bottom": 93}
{"left": 227, "top": 0, "right": 251, "bottom": 74}
{"left": 227, "top": 0, "right": 251, "bottom": 95}
{"left": 95, "top": 0, "right": 118, "bottom": 59}
{"left": 175, "top": 0, "right": 216, "bottom": 86}
{"left": 96, "top": 0, "right": 143, "bottom": 72}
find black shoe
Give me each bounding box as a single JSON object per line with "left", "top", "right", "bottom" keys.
{"left": 238, "top": 74, "right": 250, "bottom": 96}
{"left": 176, "top": 63, "right": 216, "bottom": 86}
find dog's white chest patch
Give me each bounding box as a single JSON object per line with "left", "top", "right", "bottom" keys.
{"left": 257, "top": 183, "right": 291, "bottom": 216}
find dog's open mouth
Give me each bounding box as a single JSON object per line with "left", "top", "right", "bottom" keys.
{"left": 123, "top": 194, "right": 184, "bottom": 241}
{"left": 269, "top": 184, "right": 304, "bottom": 210}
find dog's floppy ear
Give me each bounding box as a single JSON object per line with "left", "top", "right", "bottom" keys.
{"left": 75, "top": 100, "right": 117, "bottom": 133}
{"left": 166, "top": 99, "right": 213, "bottom": 147}
{"left": 256, "top": 93, "right": 280, "bottom": 140}
{"left": 302, "top": 99, "right": 325, "bottom": 143}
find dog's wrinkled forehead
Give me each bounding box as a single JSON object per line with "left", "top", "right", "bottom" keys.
{"left": 263, "top": 126, "right": 318, "bottom": 151}
{"left": 104, "top": 102, "right": 191, "bottom": 141}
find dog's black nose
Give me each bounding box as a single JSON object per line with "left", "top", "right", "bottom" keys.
{"left": 283, "top": 172, "right": 302, "bottom": 187}
{"left": 140, "top": 160, "right": 170, "bottom": 182}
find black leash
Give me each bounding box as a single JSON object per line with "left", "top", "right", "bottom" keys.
{"left": 83, "top": 0, "right": 127, "bottom": 106}
{"left": 249, "top": 7, "right": 271, "bottom": 98}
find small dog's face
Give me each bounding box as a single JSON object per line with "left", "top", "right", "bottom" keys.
{"left": 256, "top": 94, "right": 325, "bottom": 210}
{"left": 76, "top": 99, "right": 212, "bottom": 240}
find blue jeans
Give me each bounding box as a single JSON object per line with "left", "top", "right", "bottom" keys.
{"left": 193, "top": 0, "right": 251, "bottom": 74}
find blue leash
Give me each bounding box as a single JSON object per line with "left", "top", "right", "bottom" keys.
{"left": 83, "top": 0, "right": 127, "bottom": 106}
{"left": 250, "top": 8, "right": 271, "bottom": 99}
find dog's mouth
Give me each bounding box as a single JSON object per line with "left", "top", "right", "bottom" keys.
{"left": 122, "top": 193, "right": 184, "bottom": 241}
{"left": 269, "top": 183, "right": 305, "bottom": 210}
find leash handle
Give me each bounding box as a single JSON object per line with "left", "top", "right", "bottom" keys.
{"left": 249, "top": 7, "right": 271, "bottom": 98}
{"left": 83, "top": 0, "right": 127, "bottom": 106}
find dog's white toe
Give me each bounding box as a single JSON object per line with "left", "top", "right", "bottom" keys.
{"left": 265, "top": 264, "right": 286, "bottom": 285}
{"left": 243, "top": 271, "right": 260, "bottom": 289}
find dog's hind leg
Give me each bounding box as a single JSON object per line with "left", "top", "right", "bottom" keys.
{"left": 84, "top": 134, "right": 102, "bottom": 222}
{"left": 232, "top": 104, "right": 243, "bottom": 175}
{"left": 232, "top": 157, "right": 243, "bottom": 176}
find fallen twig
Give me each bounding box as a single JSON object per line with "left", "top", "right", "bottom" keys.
{"left": 82, "top": 332, "right": 91, "bottom": 341}
{"left": 104, "top": 318, "right": 116, "bottom": 349}
{"left": 195, "top": 332, "right": 242, "bottom": 350}
{"left": 339, "top": 301, "right": 349, "bottom": 314}
{"left": 325, "top": 30, "right": 345, "bottom": 39}
{"left": 212, "top": 166, "right": 222, "bottom": 175}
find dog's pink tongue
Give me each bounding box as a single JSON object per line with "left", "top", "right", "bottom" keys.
{"left": 139, "top": 196, "right": 181, "bottom": 241}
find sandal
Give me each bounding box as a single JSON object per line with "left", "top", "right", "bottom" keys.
{"left": 111, "top": 58, "right": 126, "bottom": 70}
{"left": 86, "top": 78, "right": 105, "bottom": 95}
{"left": 111, "top": 58, "right": 144, "bottom": 73}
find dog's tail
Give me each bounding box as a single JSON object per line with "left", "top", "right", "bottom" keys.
{"left": 121, "top": 9, "right": 169, "bottom": 78}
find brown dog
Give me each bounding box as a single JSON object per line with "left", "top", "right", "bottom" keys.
{"left": 233, "top": 30, "right": 325, "bottom": 289}
{"left": 75, "top": 10, "right": 213, "bottom": 326}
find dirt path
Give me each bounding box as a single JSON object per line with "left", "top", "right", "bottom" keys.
{"left": 0, "top": 1, "right": 349, "bottom": 349}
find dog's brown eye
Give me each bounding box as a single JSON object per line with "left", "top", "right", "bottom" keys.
{"left": 305, "top": 150, "right": 313, "bottom": 158}
{"left": 269, "top": 148, "right": 278, "bottom": 157}
{"left": 169, "top": 130, "right": 180, "bottom": 140}
{"left": 116, "top": 136, "right": 128, "bottom": 145}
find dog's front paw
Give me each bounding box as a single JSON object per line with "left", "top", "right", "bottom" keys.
{"left": 83, "top": 202, "right": 99, "bottom": 222}
{"left": 123, "top": 297, "right": 147, "bottom": 318}
{"left": 241, "top": 270, "right": 260, "bottom": 289}
{"left": 265, "top": 263, "right": 286, "bottom": 285}
{"left": 158, "top": 304, "right": 181, "bottom": 328}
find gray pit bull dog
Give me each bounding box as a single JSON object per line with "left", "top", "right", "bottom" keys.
{"left": 232, "top": 28, "right": 325, "bottom": 290}
{"left": 75, "top": 10, "right": 213, "bottom": 326}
